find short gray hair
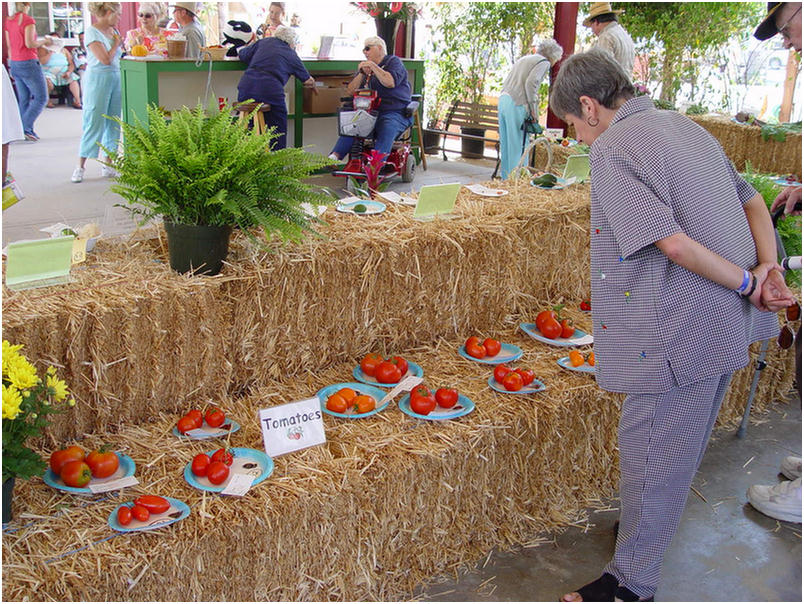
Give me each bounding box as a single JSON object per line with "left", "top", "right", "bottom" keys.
{"left": 364, "top": 36, "right": 387, "bottom": 55}
{"left": 273, "top": 25, "right": 298, "bottom": 47}
{"left": 549, "top": 49, "right": 634, "bottom": 119}
{"left": 537, "top": 39, "right": 563, "bottom": 66}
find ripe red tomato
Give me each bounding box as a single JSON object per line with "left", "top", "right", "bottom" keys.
{"left": 134, "top": 495, "right": 170, "bottom": 514}
{"left": 117, "top": 505, "right": 132, "bottom": 526}
{"left": 206, "top": 461, "right": 230, "bottom": 485}
{"left": 435, "top": 388, "right": 458, "bottom": 408}
{"left": 49, "top": 446, "right": 85, "bottom": 474}
{"left": 326, "top": 393, "right": 349, "bottom": 414}
{"left": 466, "top": 342, "right": 487, "bottom": 358}
{"left": 540, "top": 317, "right": 562, "bottom": 340}
{"left": 205, "top": 408, "right": 225, "bottom": 428}
{"left": 536, "top": 310, "right": 557, "bottom": 332}
{"left": 580, "top": 300, "right": 592, "bottom": 311}
{"left": 410, "top": 393, "right": 436, "bottom": 415}
{"left": 211, "top": 448, "right": 234, "bottom": 466}
{"left": 515, "top": 368, "right": 535, "bottom": 386}
{"left": 191, "top": 453, "right": 211, "bottom": 477}
{"left": 501, "top": 371, "right": 524, "bottom": 392}
{"left": 353, "top": 394, "right": 376, "bottom": 414}
{"left": 483, "top": 338, "right": 502, "bottom": 357}
{"left": 86, "top": 449, "right": 119, "bottom": 478}
{"left": 409, "top": 385, "right": 432, "bottom": 401}
{"left": 389, "top": 355, "right": 409, "bottom": 376}
{"left": 360, "top": 353, "right": 383, "bottom": 377}
{"left": 494, "top": 364, "right": 512, "bottom": 383}
{"left": 465, "top": 336, "right": 481, "bottom": 349}
{"left": 177, "top": 415, "right": 198, "bottom": 434}
{"left": 560, "top": 319, "right": 574, "bottom": 339}
{"left": 374, "top": 360, "right": 403, "bottom": 384}
{"left": 186, "top": 409, "right": 203, "bottom": 428}
{"left": 60, "top": 460, "right": 92, "bottom": 488}
{"left": 131, "top": 504, "right": 150, "bottom": 522}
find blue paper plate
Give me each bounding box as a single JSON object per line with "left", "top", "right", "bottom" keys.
{"left": 487, "top": 375, "right": 546, "bottom": 394}
{"left": 336, "top": 200, "right": 386, "bottom": 215}
{"left": 458, "top": 342, "right": 522, "bottom": 365}
{"left": 43, "top": 453, "right": 136, "bottom": 494}
{"left": 317, "top": 382, "right": 390, "bottom": 418}
{"left": 557, "top": 356, "right": 596, "bottom": 374}
{"left": 398, "top": 392, "right": 475, "bottom": 421}
{"left": 774, "top": 176, "right": 802, "bottom": 187}
{"left": 519, "top": 322, "right": 593, "bottom": 347}
{"left": 108, "top": 496, "right": 190, "bottom": 532}
{"left": 172, "top": 419, "right": 241, "bottom": 440}
{"left": 183, "top": 447, "right": 273, "bottom": 493}
{"left": 352, "top": 361, "right": 424, "bottom": 388}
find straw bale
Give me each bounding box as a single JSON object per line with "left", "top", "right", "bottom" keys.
{"left": 689, "top": 115, "right": 802, "bottom": 176}
{"left": 2, "top": 332, "right": 624, "bottom": 602}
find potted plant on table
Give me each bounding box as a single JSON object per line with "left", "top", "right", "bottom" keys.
{"left": 107, "top": 103, "right": 332, "bottom": 276}
{"left": 2, "top": 341, "right": 75, "bottom": 524}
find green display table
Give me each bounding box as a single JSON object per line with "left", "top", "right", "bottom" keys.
{"left": 120, "top": 56, "right": 425, "bottom": 153}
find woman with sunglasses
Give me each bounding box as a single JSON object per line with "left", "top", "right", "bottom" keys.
{"left": 328, "top": 36, "right": 412, "bottom": 162}
{"left": 124, "top": 3, "right": 166, "bottom": 54}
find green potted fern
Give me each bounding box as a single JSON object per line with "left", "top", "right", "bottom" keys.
{"left": 107, "top": 103, "right": 332, "bottom": 276}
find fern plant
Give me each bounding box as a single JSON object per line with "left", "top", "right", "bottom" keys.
{"left": 106, "top": 103, "right": 333, "bottom": 244}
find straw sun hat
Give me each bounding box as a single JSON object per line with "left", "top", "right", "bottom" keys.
{"left": 170, "top": 2, "right": 200, "bottom": 16}
{"left": 583, "top": 2, "right": 625, "bottom": 27}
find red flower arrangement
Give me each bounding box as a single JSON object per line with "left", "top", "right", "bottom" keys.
{"left": 352, "top": 2, "right": 419, "bottom": 20}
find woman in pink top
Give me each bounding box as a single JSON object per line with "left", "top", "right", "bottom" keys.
{"left": 4, "top": 2, "right": 50, "bottom": 140}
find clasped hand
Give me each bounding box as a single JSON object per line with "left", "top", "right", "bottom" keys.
{"left": 749, "top": 262, "right": 796, "bottom": 312}
{"left": 358, "top": 60, "right": 377, "bottom": 75}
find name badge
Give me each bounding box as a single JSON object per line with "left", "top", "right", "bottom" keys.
{"left": 259, "top": 397, "right": 326, "bottom": 458}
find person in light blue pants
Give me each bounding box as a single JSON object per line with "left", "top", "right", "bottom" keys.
{"left": 71, "top": 2, "right": 122, "bottom": 183}
{"left": 497, "top": 39, "right": 563, "bottom": 179}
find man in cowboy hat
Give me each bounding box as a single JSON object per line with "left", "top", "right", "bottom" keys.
{"left": 745, "top": 2, "right": 802, "bottom": 526}
{"left": 170, "top": 2, "right": 205, "bottom": 59}
{"left": 583, "top": 2, "right": 635, "bottom": 75}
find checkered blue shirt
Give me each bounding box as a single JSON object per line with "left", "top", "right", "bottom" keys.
{"left": 589, "top": 96, "right": 778, "bottom": 394}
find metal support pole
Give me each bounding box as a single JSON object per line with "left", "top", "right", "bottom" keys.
{"left": 737, "top": 339, "right": 769, "bottom": 438}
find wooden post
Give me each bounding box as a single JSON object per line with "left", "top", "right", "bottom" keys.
{"left": 546, "top": 2, "right": 579, "bottom": 132}
{"left": 779, "top": 49, "right": 800, "bottom": 123}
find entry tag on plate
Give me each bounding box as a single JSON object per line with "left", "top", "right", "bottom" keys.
{"left": 568, "top": 334, "right": 594, "bottom": 346}
{"left": 378, "top": 374, "right": 423, "bottom": 407}
{"left": 221, "top": 472, "right": 254, "bottom": 497}
{"left": 259, "top": 397, "right": 326, "bottom": 458}
{"left": 88, "top": 475, "right": 139, "bottom": 494}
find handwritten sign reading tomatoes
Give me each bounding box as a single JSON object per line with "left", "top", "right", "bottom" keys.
{"left": 259, "top": 397, "right": 326, "bottom": 458}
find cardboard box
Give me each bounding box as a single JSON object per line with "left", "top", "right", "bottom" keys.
{"left": 303, "top": 75, "right": 349, "bottom": 114}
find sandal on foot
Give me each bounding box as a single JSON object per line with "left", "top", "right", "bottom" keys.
{"left": 561, "top": 572, "right": 619, "bottom": 602}
{"left": 614, "top": 585, "right": 654, "bottom": 602}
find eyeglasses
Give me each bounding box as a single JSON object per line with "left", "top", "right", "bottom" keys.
{"left": 363, "top": 46, "right": 373, "bottom": 52}
{"left": 777, "top": 301, "right": 800, "bottom": 349}
{"left": 138, "top": 13, "right": 153, "bottom": 18}
{"left": 777, "top": 5, "right": 801, "bottom": 41}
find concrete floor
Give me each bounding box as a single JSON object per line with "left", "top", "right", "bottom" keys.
{"left": 3, "top": 106, "right": 802, "bottom": 603}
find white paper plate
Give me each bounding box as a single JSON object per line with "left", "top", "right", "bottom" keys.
{"left": 336, "top": 200, "right": 386, "bottom": 215}
{"left": 520, "top": 322, "right": 593, "bottom": 347}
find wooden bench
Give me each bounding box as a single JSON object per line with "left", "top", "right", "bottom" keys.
{"left": 427, "top": 100, "right": 501, "bottom": 178}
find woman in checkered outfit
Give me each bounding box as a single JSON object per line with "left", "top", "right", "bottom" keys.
{"left": 550, "top": 50, "right": 796, "bottom": 602}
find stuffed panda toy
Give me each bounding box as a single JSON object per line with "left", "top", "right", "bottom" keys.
{"left": 222, "top": 20, "right": 255, "bottom": 57}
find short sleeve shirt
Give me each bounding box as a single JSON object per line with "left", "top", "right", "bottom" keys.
{"left": 595, "top": 22, "right": 635, "bottom": 75}
{"left": 369, "top": 54, "right": 411, "bottom": 113}
{"left": 85, "top": 26, "right": 122, "bottom": 72}
{"left": 236, "top": 37, "right": 311, "bottom": 106}
{"left": 589, "top": 95, "right": 778, "bottom": 394}
{"left": 179, "top": 20, "right": 205, "bottom": 59}
{"left": 4, "top": 13, "right": 38, "bottom": 61}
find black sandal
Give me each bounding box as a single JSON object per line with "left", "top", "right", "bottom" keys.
{"left": 614, "top": 585, "right": 654, "bottom": 602}
{"left": 562, "top": 572, "right": 619, "bottom": 601}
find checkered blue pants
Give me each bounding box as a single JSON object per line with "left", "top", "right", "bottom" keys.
{"left": 603, "top": 372, "right": 733, "bottom": 598}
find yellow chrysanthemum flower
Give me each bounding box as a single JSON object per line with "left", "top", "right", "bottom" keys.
{"left": 2, "top": 384, "right": 23, "bottom": 420}
{"left": 5, "top": 358, "right": 39, "bottom": 390}
{"left": 46, "top": 373, "right": 69, "bottom": 402}
{"left": 2, "top": 340, "right": 24, "bottom": 375}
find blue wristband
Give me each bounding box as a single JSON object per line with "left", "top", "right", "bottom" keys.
{"left": 736, "top": 269, "right": 750, "bottom": 293}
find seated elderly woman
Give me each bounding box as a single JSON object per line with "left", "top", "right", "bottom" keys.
{"left": 549, "top": 50, "right": 794, "bottom": 603}
{"left": 39, "top": 33, "right": 81, "bottom": 108}
{"left": 498, "top": 38, "right": 563, "bottom": 179}
{"left": 236, "top": 25, "right": 315, "bottom": 150}
{"left": 328, "top": 36, "right": 412, "bottom": 161}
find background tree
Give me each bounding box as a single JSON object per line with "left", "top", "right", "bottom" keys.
{"left": 618, "top": 2, "right": 765, "bottom": 104}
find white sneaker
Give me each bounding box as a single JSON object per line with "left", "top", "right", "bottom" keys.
{"left": 327, "top": 153, "right": 340, "bottom": 161}
{"left": 100, "top": 165, "right": 118, "bottom": 178}
{"left": 747, "top": 477, "right": 802, "bottom": 523}
{"left": 71, "top": 167, "right": 84, "bottom": 183}
{"left": 780, "top": 456, "right": 801, "bottom": 480}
